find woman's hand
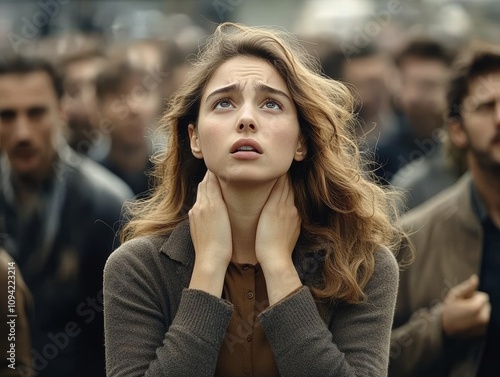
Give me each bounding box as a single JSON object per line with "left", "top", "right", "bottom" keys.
{"left": 188, "top": 171, "right": 232, "bottom": 297}
{"left": 256, "top": 175, "right": 302, "bottom": 305}
{"left": 255, "top": 175, "right": 301, "bottom": 266}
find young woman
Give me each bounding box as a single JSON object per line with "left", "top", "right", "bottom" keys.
{"left": 104, "top": 22, "right": 401, "bottom": 376}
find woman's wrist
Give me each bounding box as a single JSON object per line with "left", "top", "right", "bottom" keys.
{"left": 189, "top": 259, "right": 229, "bottom": 298}
{"left": 261, "top": 258, "right": 302, "bottom": 305}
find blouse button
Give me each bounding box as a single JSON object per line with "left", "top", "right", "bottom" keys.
{"left": 247, "top": 335, "right": 252, "bottom": 342}
{"left": 242, "top": 265, "right": 249, "bottom": 271}
{"left": 247, "top": 291, "right": 254, "bottom": 299}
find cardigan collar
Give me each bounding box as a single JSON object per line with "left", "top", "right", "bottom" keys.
{"left": 157, "top": 218, "right": 328, "bottom": 283}
{"left": 158, "top": 219, "right": 195, "bottom": 266}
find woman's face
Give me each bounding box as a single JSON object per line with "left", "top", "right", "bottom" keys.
{"left": 189, "top": 55, "right": 305, "bottom": 184}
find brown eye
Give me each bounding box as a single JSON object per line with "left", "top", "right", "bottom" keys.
{"left": 27, "top": 107, "right": 47, "bottom": 119}
{"left": 0, "top": 109, "right": 16, "bottom": 123}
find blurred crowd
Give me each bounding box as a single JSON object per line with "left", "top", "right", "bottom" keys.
{"left": 0, "top": 3, "right": 499, "bottom": 377}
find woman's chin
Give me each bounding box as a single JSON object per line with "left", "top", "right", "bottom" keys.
{"left": 217, "top": 173, "right": 284, "bottom": 188}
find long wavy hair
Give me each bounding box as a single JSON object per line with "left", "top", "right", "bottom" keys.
{"left": 121, "top": 22, "right": 402, "bottom": 304}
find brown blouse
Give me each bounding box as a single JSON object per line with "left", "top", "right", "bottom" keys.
{"left": 215, "top": 262, "right": 280, "bottom": 377}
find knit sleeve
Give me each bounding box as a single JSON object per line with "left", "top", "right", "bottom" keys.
{"left": 103, "top": 239, "right": 233, "bottom": 377}
{"left": 258, "top": 247, "right": 399, "bottom": 377}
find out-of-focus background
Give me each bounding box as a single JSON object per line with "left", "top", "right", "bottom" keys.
{"left": 1, "top": 1, "right": 499, "bottom": 376}
{"left": 1, "top": 0, "right": 499, "bottom": 52}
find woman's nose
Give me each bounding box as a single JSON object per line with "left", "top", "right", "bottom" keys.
{"left": 236, "top": 105, "right": 257, "bottom": 132}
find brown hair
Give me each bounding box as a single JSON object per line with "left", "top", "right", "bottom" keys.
{"left": 445, "top": 41, "right": 500, "bottom": 171}
{"left": 395, "top": 37, "right": 454, "bottom": 68}
{"left": 0, "top": 53, "right": 64, "bottom": 99}
{"left": 58, "top": 47, "right": 105, "bottom": 71}
{"left": 95, "top": 60, "right": 149, "bottom": 99}
{"left": 121, "top": 23, "right": 402, "bottom": 304}
{"left": 447, "top": 41, "right": 500, "bottom": 121}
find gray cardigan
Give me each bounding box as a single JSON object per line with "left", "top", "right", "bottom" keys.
{"left": 103, "top": 220, "right": 399, "bottom": 376}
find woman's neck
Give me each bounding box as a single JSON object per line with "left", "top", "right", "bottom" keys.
{"left": 219, "top": 180, "right": 276, "bottom": 265}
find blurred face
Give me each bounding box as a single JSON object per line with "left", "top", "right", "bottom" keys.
{"left": 188, "top": 56, "right": 305, "bottom": 184}
{"left": 63, "top": 57, "right": 105, "bottom": 150}
{"left": 98, "top": 75, "right": 162, "bottom": 148}
{"left": 398, "top": 57, "right": 448, "bottom": 139}
{"left": 451, "top": 71, "right": 500, "bottom": 171}
{"left": 342, "top": 54, "right": 393, "bottom": 120}
{"left": 0, "top": 71, "right": 62, "bottom": 181}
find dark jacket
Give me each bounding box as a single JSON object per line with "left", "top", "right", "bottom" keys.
{"left": 104, "top": 220, "right": 399, "bottom": 376}
{"left": 390, "top": 144, "right": 463, "bottom": 213}
{"left": 1, "top": 144, "right": 133, "bottom": 377}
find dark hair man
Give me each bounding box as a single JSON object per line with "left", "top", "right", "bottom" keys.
{"left": 0, "top": 54, "right": 132, "bottom": 377}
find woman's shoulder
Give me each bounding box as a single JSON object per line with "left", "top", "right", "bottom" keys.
{"left": 104, "top": 234, "right": 170, "bottom": 275}
{"left": 373, "top": 245, "right": 399, "bottom": 276}
{"left": 365, "top": 246, "right": 399, "bottom": 296}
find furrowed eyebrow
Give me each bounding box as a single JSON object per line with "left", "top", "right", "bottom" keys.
{"left": 253, "top": 83, "right": 291, "bottom": 102}
{"left": 205, "top": 84, "right": 240, "bottom": 104}
{"left": 204, "top": 82, "right": 292, "bottom": 104}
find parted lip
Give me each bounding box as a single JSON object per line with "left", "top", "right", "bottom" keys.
{"left": 230, "top": 138, "right": 263, "bottom": 154}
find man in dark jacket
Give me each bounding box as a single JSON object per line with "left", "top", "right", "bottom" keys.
{"left": 0, "top": 54, "right": 133, "bottom": 377}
